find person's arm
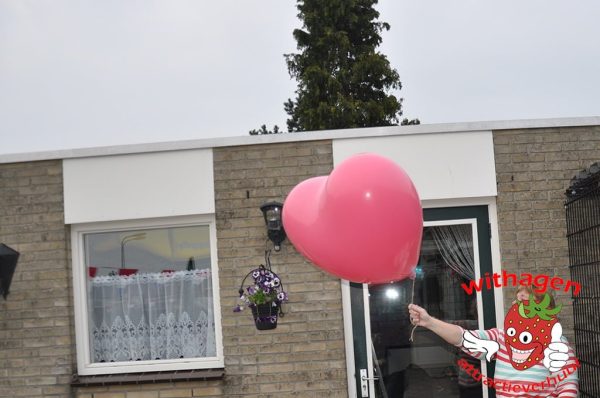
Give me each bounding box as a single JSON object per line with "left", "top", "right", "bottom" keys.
{"left": 408, "top": 303, "right": 500, "bottom": 361}
{"left": 555, "top": 373, "right": 579, "bottom": 397}
{"left": 408, "top": 303, "right": 463, "bottom": 346}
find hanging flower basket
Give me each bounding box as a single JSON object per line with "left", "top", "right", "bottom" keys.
{"left": 234, "top": 263, "right": 288, "bottom": 330}
{"left": 251, "top": 302, "right": 280, "bottom": 330}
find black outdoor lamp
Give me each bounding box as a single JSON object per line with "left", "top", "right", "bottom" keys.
{"left": 260, "top": 201, "right": 286, "bottom": 251}
{"left": 0, "top": 244, "right": 20, "bottom": 299}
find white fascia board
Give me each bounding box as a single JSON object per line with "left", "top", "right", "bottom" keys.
{"left": 1, "top": 116, "right": 599, "bottom": 164}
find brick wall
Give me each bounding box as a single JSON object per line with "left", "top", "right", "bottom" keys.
{"left": 0, "top": 160, "right": 73, "bottom": 397}
{"left": 76, "top": 381, "right": 224, "bottom": 398}
{"left": 493, "top": 126, "right": 600, "bottom": 343}
{"left": 214, "top": 141, "right": 347, "bottom": 397}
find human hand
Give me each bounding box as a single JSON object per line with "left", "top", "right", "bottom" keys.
{"left": 408, "top": 304, "right": 433, "bottom": 328}
{"left": 543, "top": 323, "right": 569, "bottom": 372}
{"left": 462, "top": 331, "right": 500, "bottom": 362}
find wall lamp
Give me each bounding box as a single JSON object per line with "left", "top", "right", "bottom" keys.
{"left": 0, "top": 244, "right": 20, "bottom": 299}
{"left": 260, "top": 201, "right": 286, "bottom": 251}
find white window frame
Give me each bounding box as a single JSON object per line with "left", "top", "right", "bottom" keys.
{"left": 71, "top": 214, "right": 224, "bottom": 375}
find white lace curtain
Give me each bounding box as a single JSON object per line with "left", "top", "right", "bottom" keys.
{"left": 89, "top": 270, "right": 215, "bottom": 363}
{"left": 431, "top": 224, "right": 475, "bottom": 281}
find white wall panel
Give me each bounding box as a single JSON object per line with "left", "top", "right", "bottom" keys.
{"left": 332, "top": 131, "right": 496, "bottom": 201}
{"left": 63, "top": 149, "right": 214, "bottom": 223}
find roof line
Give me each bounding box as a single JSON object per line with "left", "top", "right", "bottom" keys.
{"left": 1, "top": 116, "right": 599, "bottom": 164}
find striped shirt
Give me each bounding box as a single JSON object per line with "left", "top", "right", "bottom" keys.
{"left": 460, "top": 328, "right": 579, "bottom": 397}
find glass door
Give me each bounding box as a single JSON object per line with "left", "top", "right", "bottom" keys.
{"left": 348, "top": 206, "right": 497, "bottom": 398}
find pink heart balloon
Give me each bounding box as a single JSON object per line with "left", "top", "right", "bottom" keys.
{"left": 283, "top": 153, "right": 423, "bottom": 284}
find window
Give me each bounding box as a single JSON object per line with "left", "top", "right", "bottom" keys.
{"left": 71, "top": 216, "right": 223, "bottom": 375}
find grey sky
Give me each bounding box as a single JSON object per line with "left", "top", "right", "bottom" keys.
{"left": 1, "top": 0, "right": 599, "bottom": 155}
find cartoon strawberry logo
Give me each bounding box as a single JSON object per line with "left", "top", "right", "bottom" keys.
{"left": 504, "top": 294, "right": 562, "bottom": 370}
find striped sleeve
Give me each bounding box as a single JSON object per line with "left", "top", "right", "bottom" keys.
{"left": 553, "top": 339, "right": 579, "bottom": 397}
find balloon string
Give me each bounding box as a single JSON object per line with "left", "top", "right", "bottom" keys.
{"left": 409, "top": 276, "right": 417, "bottom": 342}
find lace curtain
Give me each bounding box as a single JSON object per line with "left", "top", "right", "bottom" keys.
{"left": 431, "top": 224, "right": 475, "bottom": 281}
{"left": 89, "top": 269, "right": 215, "bottom": 363}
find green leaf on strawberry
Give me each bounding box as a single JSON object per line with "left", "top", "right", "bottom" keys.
{"left": 518, "top": 293, "right": 562, "bottom": 321}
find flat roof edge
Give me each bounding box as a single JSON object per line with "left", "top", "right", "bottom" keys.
{"left": 1, "top": 116, "right": 599, "bottom": 164}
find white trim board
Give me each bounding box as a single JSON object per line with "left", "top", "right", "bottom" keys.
{"left": 1, "top": 116, "right": 599, "bottom": 164}
{"left": 341, "top": 280, "right": 357, "bottom": 398}
{"left": 332, "top": 131, "right": 497, "bottom": 201}
{"left": 63, "top": 148, "right": 214, "bottom": 224}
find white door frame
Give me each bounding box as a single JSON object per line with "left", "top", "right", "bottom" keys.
{"left": 341, "top": 197, "right": 504, "bottom": 397}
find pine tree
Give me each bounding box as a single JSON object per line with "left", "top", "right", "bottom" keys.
{"left": 284, "top": 0, "right": 412, "bottom": 132}
{"left": 249, "top": 0, "right": 418, "bottom": 135}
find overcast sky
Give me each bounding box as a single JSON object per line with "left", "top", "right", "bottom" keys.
{"left": 1, "top": 0, "right": 599, "bottom": 155}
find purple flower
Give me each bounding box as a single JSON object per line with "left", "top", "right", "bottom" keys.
{"left": 235, "top": 269, "right": 288, "bottom": 318}
{"left": 277, "top": 292, "right": 288, "bottom": 302}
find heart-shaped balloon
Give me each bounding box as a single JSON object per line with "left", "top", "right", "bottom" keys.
{"left": 283, "top": 153, "right": 423, "bottom": 284}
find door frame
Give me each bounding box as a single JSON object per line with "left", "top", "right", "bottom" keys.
{"left": 342, "top": 198, "right": 504, "bottom": 398}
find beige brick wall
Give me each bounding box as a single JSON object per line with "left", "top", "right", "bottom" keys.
{"left": 493, "top": 126, "right": 600, "bottom": 343}
{"left": 76, "top": 381, "right": 224, "bottom": 398}
{"left": 0, "top": 160, "right": 74, "bottom": 397}
{"left": 214, "top": 141, "right": 347, "bottom": 397}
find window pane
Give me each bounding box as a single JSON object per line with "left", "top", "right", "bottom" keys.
{"left": 369, "top": 225, "right": 482, "bottom": 398}
{"left": 84, "top": 225, "right": 216, "bottom": 363}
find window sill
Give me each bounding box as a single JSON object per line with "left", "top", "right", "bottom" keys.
{"left": 71, "top": 368, "right": 225, "bottom": 387}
